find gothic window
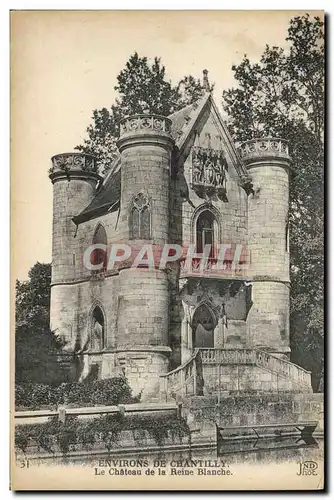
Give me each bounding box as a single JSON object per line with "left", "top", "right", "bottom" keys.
{"left": 130, "top": 193, "right": 151, "bottom": 239}
{"left": 91, "top": 224, "right": 108, "bottom": 273}
{"left": 196, "top": 210, "right": 216, "bottom": 258}
{"left": 192, "top": 304, "right": 216, "bottom": 348}
{"left": 91, "top": 306, "right": 104, "bottom": 351}
{"left": 285, "top": 219, "right": 289, "bottom": 252}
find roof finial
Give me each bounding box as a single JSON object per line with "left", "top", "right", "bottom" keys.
{"left": 202, "top": 69, "right": 211, "bottom": 92}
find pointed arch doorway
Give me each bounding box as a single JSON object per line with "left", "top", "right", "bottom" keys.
{"left": 192, "top": 303, "right": 216, "bottom": 348}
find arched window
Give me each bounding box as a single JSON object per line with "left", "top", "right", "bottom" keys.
{"left": 91, "top": 224, "right": 108, "bottom": 273}
{"left": 196, "top": 210, "right": 216, "bottom": 258}
{"left": 130, "top": 193, "right": 151, "bottom": 239}
{"left": 91, "top": 305, "right": 105, "bottom": 351}
{"left": 192, "top": 304, "right": 216, "bottom": 348}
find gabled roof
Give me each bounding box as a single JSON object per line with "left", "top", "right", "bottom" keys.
{"left": 171, "top": 92, "right": 249, "bottom": 180}
{"left": 73, "top": 93, "right": 249, "bottom": 225}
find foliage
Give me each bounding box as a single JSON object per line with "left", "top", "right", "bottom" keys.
{"left": 175, "top": 74, "right": 214, "bottom": 109}
{"left": 74, "top": 107, "right": 120, "bottom": 175}
{"left": 222, "top": 14, "right": 324, "bottom": 390}
{"left": 15, "top": 262, "right": 69, "bottom": 385}
{"left": 15, "top": 262, "right": 51, "bottom": 326}
{"left": 15, "top": 377, "right": 139, "bottom": 410}
{"left": 15, "top": 417, "right": 77, "bottom": 456}
{"left": 75, "top": 52, "right": 212, "bottom": 174}
{"left": 114, "top": 52, "right": 179, "bottom": 117}
{"left": 15, "top": 413, "right": 190, "bottom": 455}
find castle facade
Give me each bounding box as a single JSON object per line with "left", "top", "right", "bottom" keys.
{"left": 49, "top": 91, "right": 311, "bottom": 399}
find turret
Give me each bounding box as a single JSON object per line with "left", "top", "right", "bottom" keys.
{"left": 115, "top": 114, "right": 174, "bottom": 398}
{"left": 49, "top": 153, "right": 101, "bottom": 344}
{"left": 240, "top": 138, "right": 291, "bottom": 357}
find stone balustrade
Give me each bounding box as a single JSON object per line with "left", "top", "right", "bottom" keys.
{"left": 200, "top": 348, "right": 256, "bottom": 365}
{"left": 179, "top": 257, "right": 248, "bottom": 279}
{"left": 119, "top": 114, "right": 172, "bottom": 137}
{"left": 160, "top": 349, "right": 202, "bottom": 399}
{"left": 161, "top": 348, "right": 312, "bottom": 399}
{"left": 239, "top": 138, "right": 290, "bottom": 163}
{"left": 255, "top": 350, "right": 312, "bottom": 390}
{"left": 50, "top": 153, "right": 98, "bottom": 174}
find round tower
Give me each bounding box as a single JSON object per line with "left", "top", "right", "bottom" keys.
{"left": 240, "top": 138, "right": 291, "bottom": 357}
{"left": 115, "top": 115, "right": 174, "bottom": 399}
{"left": 49, "top": 153, "right": 101, "bottom": 344}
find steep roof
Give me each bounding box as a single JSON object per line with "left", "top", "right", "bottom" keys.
{"left": 72, "top": 168, "right": 121, "bottom": 225}
{"left": 73, "top": 93, "right": 248, "bottom": 225}
{"left": 169, "top": 103, "right": 195, "bottom": 141}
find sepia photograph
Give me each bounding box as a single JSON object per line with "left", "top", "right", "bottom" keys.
{"left": 10, "top": 9, "right": 324, "bottom": 491}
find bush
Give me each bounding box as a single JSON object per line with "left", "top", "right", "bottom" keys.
{"left": 15, "top": 413, "right": 190, "bottom": 455}
{"left": 15, "top": 377, "right": 137, "bottom": 410}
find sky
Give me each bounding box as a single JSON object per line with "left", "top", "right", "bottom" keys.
{"left": 11, "top": 10, "right": 321, "bottom": 280}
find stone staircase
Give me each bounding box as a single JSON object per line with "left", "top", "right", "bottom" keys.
{"left": 159, "top": 348, "right": 312, "bottom": 401}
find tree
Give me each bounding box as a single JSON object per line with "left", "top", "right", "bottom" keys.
{"left": 222, "top": 14, "right": 324, "bottom": 390}
{"left": 15, "top": 262, "right": 69, "bottom": 385}
{"left": 114, "top": 52, "right": 178, "bottom": 116}
{"left": 75, "top": 52, "right": 212, "bottom": 174}
{"left": 175, "top": 74, "right": 214, "bottom": 109}
{"left": 16, "top": 262, "right": 51, "bottom": 327}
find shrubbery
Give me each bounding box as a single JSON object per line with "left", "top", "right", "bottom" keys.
{"left": 15, "top": 377, "right": 139, "bottom": 410}
{"left": 15, "top": 413, "right": 190, "bottom": 455}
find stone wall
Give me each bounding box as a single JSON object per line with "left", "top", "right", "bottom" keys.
{"left": 115, "top": 267, "right": 171, "bottom": 398}
{"left": 118, "top": 143, "right": 171, "bottom": 244}
{"left": 247, "top": 281, "right": 290, "bottom": 352}
{"left": 246, "top": 157, "right": 290, "bottom": 355}
{"left": 74, "top": 210, "right": 120, "bottom": 281}
{"left": 201, "top": 363, "right": 310, "bottom": 393}
{"left": 182, "top": 393, "right": 324, "bottom": 440}
{"left": 51, "top": 176, "right": 99, "bottom": 284}
{"left": 50, "top": 274, "right": 119, "bottom": 353}
{"left": 116, "top": 267, "right": 169, "bottom": 347}
{"left": 115, "top": 350, "right": 170, "bottom": 399}
{"left": 247, "top": 165, "right": 289, "bottom": 280}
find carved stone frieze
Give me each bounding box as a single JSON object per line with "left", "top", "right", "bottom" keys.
{"left": 239, "top": 138, "right": 290, "bottom": 164}
{"left": 191, "top": 147, "right": 229, "bottom": 201}
{"left": 119, "top": 114, "right": 172, "bottom": 137}
{"left": 50, "top": 153, "right": 98, "bottom": 175}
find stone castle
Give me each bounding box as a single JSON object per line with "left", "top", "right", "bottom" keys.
{"left": 49, "top": 85, "right": 313, "bottom": 400}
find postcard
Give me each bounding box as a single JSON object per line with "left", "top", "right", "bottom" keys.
{"left": 11, "top": 10, "right": 324, "bottom": 491}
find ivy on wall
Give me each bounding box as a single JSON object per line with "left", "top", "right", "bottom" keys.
{"left": 15, "top": 414, "right": 191, "bottom": 456}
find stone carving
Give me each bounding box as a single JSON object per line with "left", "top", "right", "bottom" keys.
{"left": 238, "top": 174, "right": 254, "bottom": 196}
{"left": 91, "top": 319, "right": 103, "bottom": 351}
{"left": 182, "top": 302, "right": 196, "bottom": 324}
{"left": 119, "top": 114, "right": 172, "bottom": 136}
{"left": 239, "top": 138, "right": 290, "bottom": 162}
{"left": 133, "top": 193, "right": 149, "bottom": 210}
{"left": 191, "top": 147, "right": 229, "bottom": 201}
{"left": 191, "top": 147, "right": 228, "bottom": 188}
{"left": 50, "top": 153, "right": 98, "bottom": 174}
